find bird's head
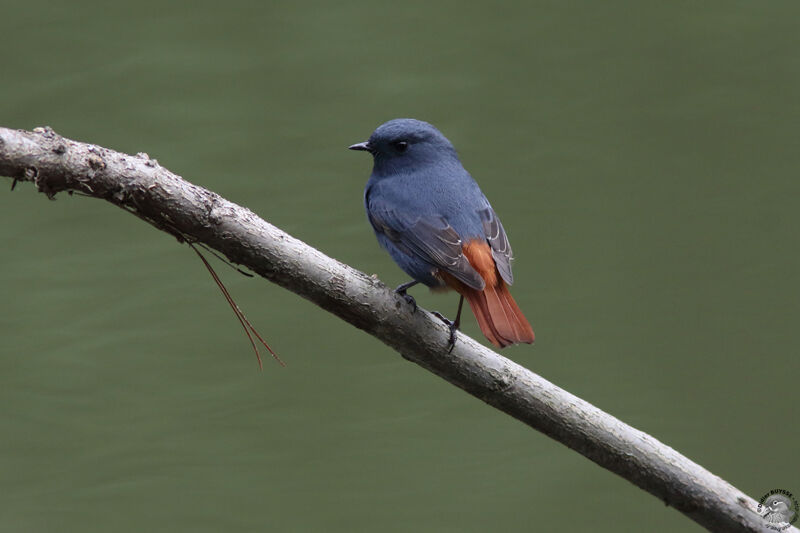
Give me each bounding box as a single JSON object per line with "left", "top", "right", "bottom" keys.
{"left": 349, "top": 118, "right": 459, "bottom": 175}
{"left": 761, "top": 494, "right": 796, "bottom": 524}
{"left": 767, "top": 496, "right": 792, "bottom": 512}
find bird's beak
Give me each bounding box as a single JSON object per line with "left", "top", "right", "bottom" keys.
{"left": 348, "top": 141, "right": 371, "bottom": 152}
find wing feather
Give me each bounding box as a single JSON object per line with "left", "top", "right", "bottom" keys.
{"left": 367, "top": 198, "right": 485, "bottom": 290}
{"left": 479, "top": 207, "right": 514, "bottom": 285}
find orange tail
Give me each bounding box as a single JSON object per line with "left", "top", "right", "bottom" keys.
{"left": 442, "top": 241, "right": 535, "bottom": 348}
{"left": 460, "top": 280, "right": 535, "bottom": 348}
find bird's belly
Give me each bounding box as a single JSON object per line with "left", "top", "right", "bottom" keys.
{"left": 375, "top": 232, "right": 445, "bottom": 288}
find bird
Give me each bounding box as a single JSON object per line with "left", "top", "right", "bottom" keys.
{"left": 761, "top": 495, "right": 796, "bottom": 524}
{"left": 350, "top": 118, "right": 534, "bottom": 351}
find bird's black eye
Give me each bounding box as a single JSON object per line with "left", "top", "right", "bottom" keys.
{"left": 392, "top": 140, "right": 408, "bottom": 152}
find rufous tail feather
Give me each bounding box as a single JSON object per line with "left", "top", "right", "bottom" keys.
{"left": 441, "top": 240, "right": 534, "bottom": 348}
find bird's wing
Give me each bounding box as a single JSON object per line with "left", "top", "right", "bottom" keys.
{"left": 367, "top": 197, "right": 485, "bottom": 290}
{"left": 478, "top": 207, "right": 514, "bottom": 285}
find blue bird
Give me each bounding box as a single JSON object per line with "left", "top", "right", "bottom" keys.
{"left": 350, "top": 118, "right": 534, "bottom": 350}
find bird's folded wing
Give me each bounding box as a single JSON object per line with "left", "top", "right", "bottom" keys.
{"left": 479, "top": 207, "right": 514, "bottom": 285}
{"left": 367, "top": 204, "right": 485, "bottom": 290}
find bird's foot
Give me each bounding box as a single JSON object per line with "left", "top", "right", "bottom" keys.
{"left": 394, "top": 283, "right": 418, "bottom": 313}
{"left": 432, "top": 311, "right": 458, "bottom": 353}
{"left": 398, "top": 291, "right": 417, "bottom": 312}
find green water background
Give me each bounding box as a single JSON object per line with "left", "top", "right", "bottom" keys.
{"left": 1, "top": 2, "right": 798, "bottom": 531}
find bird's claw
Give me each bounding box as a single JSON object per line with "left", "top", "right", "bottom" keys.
{"left": 432, "top": 311, "right": 458, "bottom": 353}
{"left": 446, "top": 325, "right": 457, "bottom": 353}
{"left": 395, "top": 289, "right": 417, "bottom": 312}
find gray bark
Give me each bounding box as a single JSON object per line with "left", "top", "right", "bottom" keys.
{"left": 0, "top": 126, "right": 790, "bottom": 533}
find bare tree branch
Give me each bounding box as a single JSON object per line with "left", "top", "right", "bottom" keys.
{"left": 0, "top": 126, "right": 788, "bottom": 533}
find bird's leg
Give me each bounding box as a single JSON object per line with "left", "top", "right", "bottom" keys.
{"left": 448, "top": 296, "right": 465, "bottom": 353}
{"left": 432, "top": 295, "right": 464, "bottom": 353}
{"left": 394, "top": 280, "right": 419, "bottom": 312}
